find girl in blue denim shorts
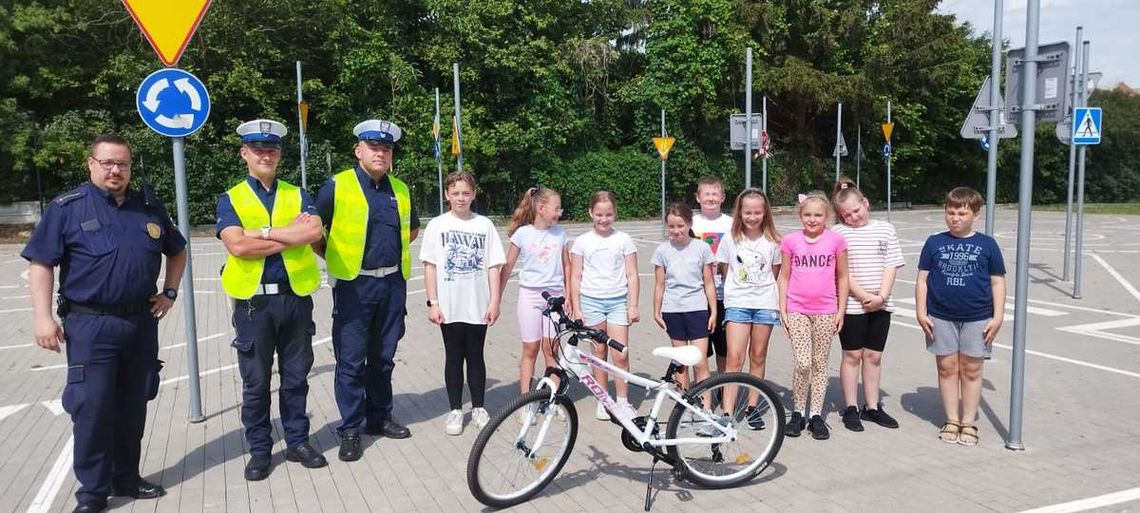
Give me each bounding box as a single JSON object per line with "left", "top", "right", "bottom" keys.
{"left": 714, "top": 189, "right": 782, "bottom": 428}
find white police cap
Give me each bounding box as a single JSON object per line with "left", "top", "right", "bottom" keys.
{"left": 237, "top": 119, "right": 287, "bottom": 148}
{"left": 353, "top": 119, "right": 402, "bottom": 145}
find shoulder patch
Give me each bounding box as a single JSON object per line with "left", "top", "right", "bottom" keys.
{"left": 53, "top": 189, "right": 87, "bottom": 206}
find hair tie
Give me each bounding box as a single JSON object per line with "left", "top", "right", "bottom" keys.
{"left": 840, "top": 183, "right": 849, "bottom": 190}
{"left": 797, "top": 193, "right": 808, "bottom": 204}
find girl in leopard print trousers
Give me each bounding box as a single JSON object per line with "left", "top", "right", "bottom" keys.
{"left": 778, "top": 192, "right": 849, "bottom": 440}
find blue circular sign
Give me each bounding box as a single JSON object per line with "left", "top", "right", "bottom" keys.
{"left": 136, "top": 68, "right": 211, "bottom": 137}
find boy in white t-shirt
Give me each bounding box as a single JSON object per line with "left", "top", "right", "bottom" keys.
{"left": 691, "top": 176, "right": 733, "bottom": 372}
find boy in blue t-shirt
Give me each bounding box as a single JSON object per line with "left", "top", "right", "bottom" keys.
{"left": 915, "top": 187, "right": 1006, "bottom": 447}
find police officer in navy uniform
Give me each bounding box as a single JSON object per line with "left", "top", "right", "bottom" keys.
{"left": 316, "top": 119, "right": 419, "bottom": 461}
{"left": 23, "top": 135, "right": 186, "bottom": 513}
{"left": 216, "top": 120, "right": 328, "bottom": 480}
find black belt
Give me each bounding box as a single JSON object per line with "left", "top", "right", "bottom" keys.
{"left": 60, "top": 299, "right": 151, "bottom": 317}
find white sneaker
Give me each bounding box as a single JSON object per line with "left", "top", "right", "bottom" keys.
{"left": 471, "top": 407, "right": 490, "bottom": 430}
{"left": 615, "top": 400, "right": 637, "bottom": 419}
{"left": 444, "top": 409, "right": 464, "bottom": 436}
{"left": 595, "top": 402, "right": 611, "bottom": 421}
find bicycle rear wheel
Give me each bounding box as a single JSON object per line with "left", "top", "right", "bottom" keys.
{"left": 665, "top": 372, "right": 785, "bottom": 488}
{"left": 467, "top": 390, "right": 578, "bottom": 508}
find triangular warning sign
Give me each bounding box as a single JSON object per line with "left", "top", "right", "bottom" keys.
{"left": 122, "top": 0, "right": 212, "bottom": 66}
{"left": 881, "top": 122, "right": 894, "bottom": 141}
{"left": 1076, "top": 110, "right": 1100, "bottom": 139}
{"left": 833, "top": 134, "right": 848, "bottom": 157}
{"left": 653, "top": 136, "right": 675, "bottom": 160}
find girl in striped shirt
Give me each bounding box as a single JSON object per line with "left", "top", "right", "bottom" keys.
{"left": 830, "top": 178, "right": 905, "bottom": 432}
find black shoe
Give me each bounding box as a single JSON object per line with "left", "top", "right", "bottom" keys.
{"left": 244, "top": 453, "right": 271, "bottom": 481}
{"left": 339, "top": 431, "right": 362, "bottom": 461}
{"left": 861, "top": 405, "right": 900, "bottom": 429}
{"left": 741, "top": 405, "right": 766, "bottom": 430}
{"left": 285, "top": 442, "right": 328, "bottom": 469}
{"left": 111, "top": 478, "right": 166, "bottom": 499}
{"left": 785, "top": 412, "right": 805, "bottom": 437}
{"left": 72, "top": 499, "right": 108, "bottom": 513}
{"left": 375, "top": 418, "right": 411, "bottom": 439}
{"left": 808, "top": 415, "right": 830, "bottom": 440}
{"left": 841, "top": 406, "right": 864, "bottom": 432}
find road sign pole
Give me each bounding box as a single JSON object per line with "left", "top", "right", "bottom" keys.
{"left": 984, "top": 0, "right": 1004, "bottom": 235}
{"left": 887, "top": 101, "right": 892, "bottom": 220}
{"left": 435, "top": 88, "right": 444, "bottom": 215}
{"left": 172, "top": 137, "right": 204, "bottom": 422}
{"left": 1073, "top": 41, "right": 1091, "bottom": 300}
{"left": 1063, "top": 27, "right": 1083, "bottom": 281}
{"left": 1008, "top": 0, "right": 1041, "bottom": 452}
{"left": 296, "top": 61, "right": 307, "bottom": 190}
{"left": 660, "top": 109, "right": 667, "bottom": 236}
{"left": 744, "top": 48, "right": 753, "bottom": 190}
{"left": 856, "top": 124, "right": 862, "bottom": 189}
{"left": 761, "top": 95, "right": 768, "bottom": 194}
{"left": 835, "top": 103, "right": 842, "bottom": 180}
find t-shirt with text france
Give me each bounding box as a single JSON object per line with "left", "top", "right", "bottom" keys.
{"left": 918, "top": 231, "right": 1006, "bottom": 322}
{"left": 832, "top": 220, "right": 905, "bottom": 314}
{"left": 570, "top": 229, "right": 638, "bottom": 299}
{"left": 692, "top": 213, "right": 733, "bottom": 300}
{"left": 781, "top": 229, "right": 848, "bottom": 315}
{"left": 419, "top": 212, "right": 506, "bottom": 324}
{"left": 509, "top": 224, "right": 568, "bottom": 291}
{"left": 651, "top": 239, "right": 715, "bottom": 313}
{"left": 715, "top": 234, "right": 781, "bottom": 310}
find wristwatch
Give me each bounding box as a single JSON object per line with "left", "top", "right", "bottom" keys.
{"left": 162, "top": 288, "right": 178, "bottom": 300}
{"left": 259, "top": 226, "right": 271, "bottom": 240}
{"left": 426, "top": 299, "right": 438, "bottom": 307}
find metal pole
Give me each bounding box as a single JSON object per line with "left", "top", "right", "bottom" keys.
{"left": 745, "top": 48, "right": 753, "bottom": 190}
{"left": 887, "top": 101, "right": 892, "bottom": 219}
{"left": 1063, "top": 28, "right": 1083, "bottom": 281}
{"left": 296, "top": 61, "right": 307, "bottom": 190}
{"left": 435, "top": 87, "right": 444, "bottom": 215}
{"left": 1073, "top": 41, "right": 1091, "bottom": 299}
{"left": 984, "top": 0, "right": 1004, "bottom": 235}
{"left": 1007, "top": 0, "right": 1041, "bottom": 451}
{"left": 172, "top": 137, "right": 204, "bottom": 422}
{"left": 452, "top": 63, "right": 463, "bottom": 173}
{"left": 835, "top": 103, "right": 842, "bottom": 180}
{"left": 660, "top": 109, "right": 666, "bottom": 235}
{"left": 326, "top": 152, "right": 332, "bottom": 176}
{"left": 856, "top": 123, "right": 862, "bottom": 189}
{"left": 761, "top": 95, "right": 768, "bottom": 194}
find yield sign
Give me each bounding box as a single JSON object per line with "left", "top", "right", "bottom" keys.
{"left": 122, "top": 0, "right": 212, "bottom": 66}
{"left": 881, "top": 122, "right": 895, "bottom": 141}
{"left": 653, "top": 136, "right": 676, "bottom": 160}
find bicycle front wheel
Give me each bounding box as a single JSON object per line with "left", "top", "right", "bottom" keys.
{"left": 665, "top": 372, "right": 785, "bottom": 488}
{"left": 467, "top": 390, "right": 578, "bottom": 508}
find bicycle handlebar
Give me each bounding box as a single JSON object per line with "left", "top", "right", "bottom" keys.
{"left": 541, "top": 291, "right": 627, "bottom": 355}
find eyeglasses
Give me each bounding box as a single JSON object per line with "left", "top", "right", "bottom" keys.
{"left": 91, "top": 158, "right": 132, "bottom": 171}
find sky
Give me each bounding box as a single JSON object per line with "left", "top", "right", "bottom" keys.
{"left": 937, "top": 0, "right": 1137, "bottom": 89}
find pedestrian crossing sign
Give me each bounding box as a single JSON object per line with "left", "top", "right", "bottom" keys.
{"left": 1072, "top": 107, "right": 1102, "bottom": 145}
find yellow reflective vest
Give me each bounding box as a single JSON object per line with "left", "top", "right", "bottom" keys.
{"left": 221, "top": 179, "right": 321, "bottom": 299}
{"left": 325, "top": 169, "right": 412, "bottom": 280}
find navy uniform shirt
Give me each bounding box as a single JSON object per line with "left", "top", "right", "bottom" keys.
{"left": 21, "top": 182, "right": 187, "bottom": 305}
{"left": 215, "top": 176, "right": 319, "bottom": 285}
{"left": 315, "top": 167, "right": 420, "bottom": 270}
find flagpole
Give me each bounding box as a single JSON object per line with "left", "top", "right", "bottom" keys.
{"left": 296, "top": 61, "right": 307, "bottom": 190}
{"left": 435, "top": 87, "right": 444, "bottom": 214}
{"left": 856, "top": 123, "right": 862, "bottom": 189}
{"left": 452, "top": 63, "right": 463, "bottom": 173}
{"left": 835, "top": 103, "right": 842, "bottom": 180}
{"left": 762, "top": 95, "right": 768, "bottom": 194}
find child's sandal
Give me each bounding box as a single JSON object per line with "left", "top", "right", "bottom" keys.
{"left": 958, "top": 424, "right": 979, "bottom": 446}
{"left": 939, "top": 421, "right": 961, "bottom": 444}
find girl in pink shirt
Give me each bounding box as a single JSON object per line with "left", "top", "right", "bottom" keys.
{"left": 777, "top": 192, "right": 849, "bottom": 440}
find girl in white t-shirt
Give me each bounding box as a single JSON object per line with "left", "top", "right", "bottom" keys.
{"left": 499, "top": 187, "right": 570, "bottom": 403}
{"left": 652, "top": 202, "right": 717, "bottom": 390}
{"left": 421, "top": 172, "right": 506, "bottom": 435}
{"left": 715, "top": 188, "right": 782, "bottom": 429}
{"left": 570, "top": 191, "right": 639, "bottom": 421}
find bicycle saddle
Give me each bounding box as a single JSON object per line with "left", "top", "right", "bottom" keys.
{"left": 651, "top": 345, "right": 703, "bottom": 366}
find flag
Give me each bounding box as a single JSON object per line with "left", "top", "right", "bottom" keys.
{"left": 450, "top": 116, "right": 461, "bottom": 158}
{"left": 432, "top": 108, "right": 442, "bottom": 161}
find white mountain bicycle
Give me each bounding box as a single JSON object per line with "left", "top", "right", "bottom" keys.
{"left": 466, "top": 293, "right": 785, "bottom": 510}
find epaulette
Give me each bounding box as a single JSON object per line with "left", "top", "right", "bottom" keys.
{"left": 53, "top": 188, "right": 87, "bottom": 206}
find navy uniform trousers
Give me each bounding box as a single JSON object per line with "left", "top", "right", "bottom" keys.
{"left": 331, "top": 272, "right": 406, "bottom": 433}
{"left": 63, "top": 311, "right": 160, "bottom": 503}
{"left": 232, "top": 294, "right": 315, "bottom": 455}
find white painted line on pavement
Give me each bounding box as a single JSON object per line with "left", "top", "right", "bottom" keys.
{"left": 26, "top": 435, "right": 73, "bottom": 513}
{"left": 0, "top": 403, "right": 30, "bottom": 422}
{"left": 1090, "top": 253, "right": 1140, "bottom": 304}
{"left": 159, "top": 335, "right": 332, "bottom": 386}
{"left": 1016, "top": 486, "right": 1140, "bottom": 513}
{"left": 0, "top": 307, "right": 32, "bottom": 314}
{"left": 893, "top": 297, "right": 1066, "bottom": 317}
{"left": 0, "top": 343, "right": 33, "bottom": 350}
{"left": 1057, "top": 318, "right": 1140, "bottom": 346}
{"left": 40, "top": 399, "right": 64, "bottom": 416}
{"left": 0, "top": 285, "right": 23, "bottom": 289}
{"left": 1, "top": 295, "right": 30, "bottom": 300}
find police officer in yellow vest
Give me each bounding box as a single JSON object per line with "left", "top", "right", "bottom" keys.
{"left": 216, "top": 119, "right": 328, "bottom": 480}
{"left": 316, "top": 119, "right": 419, "bottom": 461}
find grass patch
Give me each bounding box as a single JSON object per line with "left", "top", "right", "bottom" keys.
{"left": 1035, "top": 203, "right": 1140, "bottom": 215}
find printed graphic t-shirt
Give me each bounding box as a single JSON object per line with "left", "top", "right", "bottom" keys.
{"left": 509, "top": 224, "right": 568, "bottom": 291}
{"left": 419, "top": 212, "right": 506, "bottom": 324}
{"left": 692, "top": 213, "right": 733, "bottom": 300}
{"left": 716, "top": 234, "right": 782, "bottom": 310}
{"left": 781, "top": 229, "right": 848, "bottom": 315}
{"left": 570, "top": 229, "right": 637, "bottom": 299}
{"left": 918, "top": 231, "right": 1006, "bottom": 322}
